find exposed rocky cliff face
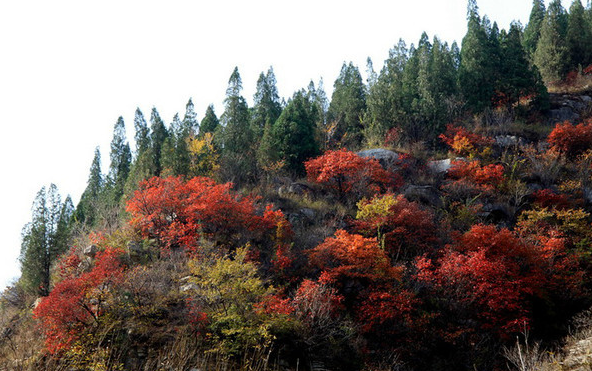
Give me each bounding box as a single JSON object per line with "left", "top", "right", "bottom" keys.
{"left": 549, "top": 93, "right": 592, "bottom": 123}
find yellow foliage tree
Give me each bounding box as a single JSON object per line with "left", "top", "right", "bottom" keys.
{"left": 187, "top": 133, "right": 220, "bottom": 178}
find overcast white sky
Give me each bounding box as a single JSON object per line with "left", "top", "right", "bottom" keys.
{"left": 0, "top": 0, "right": 568, "bottom": 291}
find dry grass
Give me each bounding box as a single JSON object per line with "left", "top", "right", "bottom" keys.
{"left": 548, "top": 73, "right": 592, "bottom": 95}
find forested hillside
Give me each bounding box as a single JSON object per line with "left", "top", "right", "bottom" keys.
{"left": 4, "top": 1, "right": 592, "bottom": 370}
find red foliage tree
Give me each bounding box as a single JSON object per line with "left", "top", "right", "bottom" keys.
{"left": 547, "top": 120, "right": 592, "bottom": 158}
{"left": 309, "top": 230, "right": 400, "bottom": 287}
{"left": 304, "top": 149, "right": 398, "bottom": 200}
{"left": 355, "top": 194, "right": 438, "bottom": 261}
{"left": 415, "top": 224, "right": 583, "bottom": 341}
{"left": 415, "top": 225, "right": 535, "bottom": 339}
{"left": 33, "top": 247, "right": 124, "bottom": 354}
{"left": 126, "top": 176, "right": 290, "bottom": 253}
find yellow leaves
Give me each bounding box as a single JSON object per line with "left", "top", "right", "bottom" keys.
{"left": 187, "top": 247, "right": 276, "bottom": 356}
{"left": 356, "top": 194, "right": 398, "bottom": 221}
{"left": 518, "top": 206, "right": 591, "bottom": 241}
{"left": 187, "top": 132, "right": 220, "bottom": 177}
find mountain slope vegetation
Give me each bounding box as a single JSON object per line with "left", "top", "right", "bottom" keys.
{"left": 4, "top": 1, "right": 592, "bottom": 370}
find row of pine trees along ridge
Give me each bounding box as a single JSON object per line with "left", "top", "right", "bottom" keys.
{"left": 11, "top": 1, "right": 592, "bottom": 369}
{"left": 20, "top": 0, "right": 592, "bottom": 297}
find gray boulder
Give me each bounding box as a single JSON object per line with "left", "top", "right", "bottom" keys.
{"left": 83, "top": 244, "right": 98, "bottom": 258}
{"left": 495, "top": 135, "right": 525, "bottom": 147}
{"left": 403, "top": 185, "right": 442, "bottom": 208}
{"left": 279, "top": 182, "right": 314, "bottom": 198}
{"left": 550, "top": 106, "right": 579, "bottom": 123}
{"left": 428, "top": 158, "right": 453, "bottom": 174}
{"left": 357, "top": 148, "right": 399, "bottom": 169}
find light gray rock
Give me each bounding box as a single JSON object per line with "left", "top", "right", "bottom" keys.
{"left": 32, "top": 297, "right": 43, "bottom": 309}
{"left": 550, "top": 107, "right": 579, "bottom": 123}
{"left": 180, "top": 282, "right": 198, "bottom": 293}
{"left": 583, "top": 187, "right": 592, "bottom": 204}
{"left": 83, "top": 244, "right": 98, "bottom": 258}
{"left": 428, "top": 158, "right": 467, "bottom": 174}
{"left": 300, "top": 208, "right": 316, "bottom": 221}
{"left": 563, "top": 338, "right": 592, "bottom": 370}
{"left": 495, "top": 135, "right": 524, "bottom": 147}
{"left": 357, "top": 148, "right": 399, "bottom": 168}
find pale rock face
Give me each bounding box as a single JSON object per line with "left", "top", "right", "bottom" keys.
{"left": 562, "top": 338, "right": 592, "bottom": 370}
{"left": 83, "top": 244, "right": 98, "bottom": 258}
{"left": 427, "top": 158, "right": 453, "bottom": 173}
{"left": 356, "top": 149, "right": 399, "bottom": 169}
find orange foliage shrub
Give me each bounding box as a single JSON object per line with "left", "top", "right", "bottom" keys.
{"left": 447, "top": 159, "right": 505, "bottom": 191}
{"left": 439, "top": 124, "right": 493, "bottom": 156}
{"left": 309, "top": 230, "right": 417, "bottom": 341}
{"left": 547, "top": 120, "right": 592, "bottom": 158}
{"left": 304, "top": 149, "right": 398, "bottom": 200}
{"left": 309, "top": 230, "right": 400, "bottom": 286}
{"left": 126, "top": 176, "right": 290, "bottom": 253}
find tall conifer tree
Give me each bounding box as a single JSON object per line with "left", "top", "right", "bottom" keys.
{"left": 75, "top": 148, "right": 103, "bottom": 227}
{"left": 327, "top": 62, "right": 366, "bottom": 148}
{"left": 258, "top": 90, "right": 319, "bottom": 175}
{"left": 534, "top": 0, "right": 569, "bottom": 82}
{"left": 106, "top": 117, "right": 132, "bottom": 204}
{"left": 20, "top": 185, "right": 72, "bottom": 296}
{"left": 199, "top": 104, "right": 220, "bottom": 138}
{"left": 459, "top": 0, "right": 496, "bottom": 111}
{"left": 252, "top": 67, "right": 282, "bottom": 140}
{"left": 149, "top": 107, "right": 169, "bottom": 177}
{"left": 567, "top": 0, "right": 592, "bottom": 68}
{"left": 220, "top": 67, "right": 255, "bottom": 183}
{"left": 523, "top": 0, "right": 546, "bottom": 59}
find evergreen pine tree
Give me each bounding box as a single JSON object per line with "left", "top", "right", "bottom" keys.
{"left": 567, "top": 0, "right": 592, "bottom": 69}
{"left": 199, "top": 104, "right": 220, "bottom": 138}
{"left": 523, "top": 0, "right": 546, "bottom": 59}
{"left": 459, "top": 0, "right": 496, "bottom": 111}
{"left": 220, "top": 67, "right": 255, "bottom": 184}
{"left": 365, "top": 39, "right": 408, "bottom": 145}
{"left": 498, "top": 22, "right": 548, "bottom": 109}
{"left": 124, "top": 108, "right": 152, "bottom": 199}
{"left": 327, "top": 62, "right": 366, "bottom": 148}
{"left": 133, "top": 108, "right": 150, "bottom": 156}
{"left": 183, "top": 98, "right": 199, "bottom": 135}
{"left": 258, "top": 90, "right": 319, "bottom": 175}
{"left": 148, "top": 107, "right": 169, "bottom": 177}
{"left": 252, "top": 67, "right": 282, "bottom": 140}
{"left": 534, "top": 0, "right": 569, "bottom": 82}
{"left": 20, "top": 185, "right": 72, "bottom": 296}
{"left": 106, "top": 117, "right": 131, "bottom": 204}
{"left": 74, "top": 148, "right": 103, "bottom": 227}
{"left": 162, "top": 113, "right": 191, "bottom": 176}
